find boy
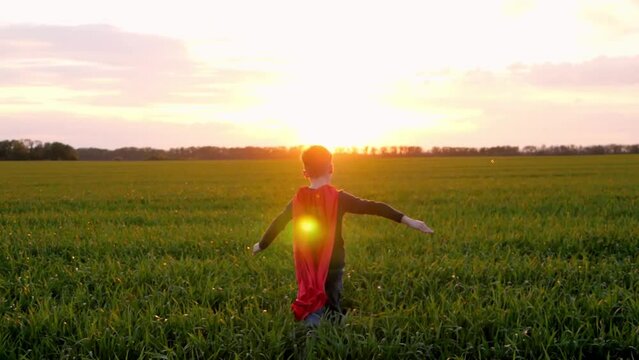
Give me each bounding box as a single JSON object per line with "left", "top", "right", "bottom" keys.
{"left": 252, "top": 145, "right": 433, "bottom": 326}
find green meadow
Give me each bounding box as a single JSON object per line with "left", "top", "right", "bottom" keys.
{"left": 1, "top": 155, "right": 638, "bottom": 359}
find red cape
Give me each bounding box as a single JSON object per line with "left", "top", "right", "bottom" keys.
{"left": 290, "top": 184, "right": 339, "bottom": 321}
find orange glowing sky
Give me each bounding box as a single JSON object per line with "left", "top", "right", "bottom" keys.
{"left": 1, "top": 0, "right": 639, "bottom": 149}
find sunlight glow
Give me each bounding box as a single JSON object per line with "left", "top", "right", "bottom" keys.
{"left": 297, "top": 216, "right": 319, "bottom": 238}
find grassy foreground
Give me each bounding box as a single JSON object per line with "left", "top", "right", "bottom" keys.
{"left": 1, "top": 155, "right": 638, "bottom": 359}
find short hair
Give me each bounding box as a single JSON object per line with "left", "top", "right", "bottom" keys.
{"left": 301, "top": 145, "right": 332, "bottom": 178}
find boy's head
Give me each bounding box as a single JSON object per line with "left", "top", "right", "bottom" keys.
{"left": 301, "top": 145, "right": 333, "bottom": 179}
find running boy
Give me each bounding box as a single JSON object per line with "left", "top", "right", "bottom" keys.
{"left": 252, "top": 145, "right": 433, "bottom": 326}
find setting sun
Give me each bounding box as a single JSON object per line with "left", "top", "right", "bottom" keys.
{"left": 2, "top": 0, "right": 639, "bottom": 148}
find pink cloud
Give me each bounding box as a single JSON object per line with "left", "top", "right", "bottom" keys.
{"left": 400, "top": 55, "right": 639, "bottom": 147}
{"left": 0, "top": 24, "right": 275, "bottom": 105}
{"left": 513, "top": 55, "right": 639, "bottom": 87}
{"left": 0, "top": 112, "right": 291, "bottom": 149}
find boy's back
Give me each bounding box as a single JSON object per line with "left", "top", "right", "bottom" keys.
{"left": 252, "top": 145, "right": 433, "bottom": 326}
{"left": 258, "top": 188, "right": 406, "bottom": 270}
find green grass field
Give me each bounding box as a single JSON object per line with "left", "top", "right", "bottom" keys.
{"left": 1, "top": 155, "right": 638, "bottom": 359}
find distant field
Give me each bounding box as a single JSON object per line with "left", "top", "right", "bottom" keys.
{"left": 1, "top": 156, "right": 638, "bottom": 359}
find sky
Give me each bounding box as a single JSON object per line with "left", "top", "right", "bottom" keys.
{"left": 1, "top": 0, "right": 638, "bottom": 149}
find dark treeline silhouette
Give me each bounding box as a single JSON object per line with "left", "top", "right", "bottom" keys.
{"left": 0, "top": 139, "right": 78, "bottom": 160}
{"left": 77, "top": 143, "right": 639, "bottom": 160}
{"left": 77, "top": 146, "right": 304, "bottom": 161}
{"left": 1, "top": 139, "right": 638, "bottom": 161}
{"left": 430, "top": 146, "right": 520, "bottom": 156}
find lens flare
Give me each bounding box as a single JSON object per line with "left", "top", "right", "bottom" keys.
{"left": 298, "top": 216, "right": 319, "bottom": 235}
{"left": 297, "top": 215, "right": 323, "bottom": 246}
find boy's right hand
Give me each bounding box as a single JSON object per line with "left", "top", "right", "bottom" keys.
{"left": 401, "top": 216, "right": 434, "bottom": 234}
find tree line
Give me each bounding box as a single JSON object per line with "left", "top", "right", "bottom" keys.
{"left": 74, "top": 143, "right": 639, "bottom": 159}
{"left": 1, "top": 139, "right": 638, "bottom": 161}
{"left": 0, "top": 139, "right": 78, "bottom": 160}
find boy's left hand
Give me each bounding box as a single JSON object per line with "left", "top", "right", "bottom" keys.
{"left": 252, "top": 242, "right": 262, "bottom": 255}
{"left": 415, "top": 221, "right": 434, "bottom": 234}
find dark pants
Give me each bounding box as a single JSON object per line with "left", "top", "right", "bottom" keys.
{"left": 304, "top": 267, "right": 344, "bottom": 327}
{"left": 325, "top": 267, "right": 344, "bottom": 314}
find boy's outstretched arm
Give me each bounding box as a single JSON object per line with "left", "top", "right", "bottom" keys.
{"left": 341, "top": 191, "right": 434, "bottom": 234}
{"left": 252, "top": 200, "right": 292, "bottom": 255}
